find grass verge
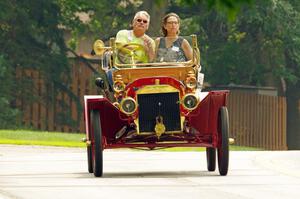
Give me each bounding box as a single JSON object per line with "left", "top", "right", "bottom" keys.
{"left": 0, "top": 129, "right": 262, "bottom": 150}
{"left": 0, "top": 130, "right": 85, "bottom": 147}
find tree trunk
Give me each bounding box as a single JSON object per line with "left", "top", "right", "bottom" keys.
{"left": 286, "top": 83, "right": 300, "bottom": 149}
{"left": 142, "top": 0, "right": 168, "bottom": 36}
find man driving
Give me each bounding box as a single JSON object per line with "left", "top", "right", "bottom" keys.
{"left": 115, "top": 11, "right": 155, "bottom": 63}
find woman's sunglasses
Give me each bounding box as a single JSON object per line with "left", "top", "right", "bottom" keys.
{"left": 136, "top": 18, "right": 148, "bottom": 24}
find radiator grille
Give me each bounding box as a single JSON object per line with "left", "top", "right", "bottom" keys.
{"left": 137, "top": 92, "right": 181, "bottom": 133}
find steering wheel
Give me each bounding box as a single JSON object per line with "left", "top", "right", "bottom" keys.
{"left": 117, "top": 43, "right": 148, "bottom": 64}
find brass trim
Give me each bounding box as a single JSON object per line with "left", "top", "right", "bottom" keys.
{"left": 120, "top": 97, "right": 137, "bottom": 115}
{"left": 93, "top": 35, "right": 201, "bottom": 70}
{"left": 180, "top": 116, "right": 185, "bottom": 131}
{"left": 191, "top": 34, "right": 200, "bottom": 65}
{"left": 114, "top": 60, "right": 193, "bottom": 68}
{"left": 136, "top": 85, "right": 179, "bottom": 95}
{"left": 113, "top": 35, "right": 200, "bottom": 68}
{"left": 124, "top": 141, "right": 192, "bottom": 145}
{"left": 113, "top": 65, "right": 195, "bottom": 85}
{"left": 136, "top": 87, "right": 183, "bottom": 134}
{"left": 93, "top": 40, "right": 111, "bottom": 55}
{"left": 112, "top": 102, "right": 120, "bottom": 109}
{"left": 185, "top": 71, "right": 197, "bottom": 90}
{"left": 191, "top": 34, "right": 198, "bottom": 48}
{"left": 181, "top": 93, "right": 199, "bottom": 111}
{"left": 134, "top": 119, "right": 140, "bottom": 134}
{"left": 137, "top": 130, "right": 184, "bottom": 135}
{"left": 86, "top": 140, "right": 91, "bottom": 146}
{"left": 110, "top": 37, "right": 116, "bottom": 69}
{"left": 113, "top": 80, "right": 125, "bottom": 93}
{"left": 155, "top": 116, "right": 166, "bottom": 138}
{"left": 155, "top": 79, "right": 160, "bottom": 85}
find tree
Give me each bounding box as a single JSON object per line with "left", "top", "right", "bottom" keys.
{"left": 0, "top": 0, "right": 71, "bottom": 128}
{"left": 178, "top": 0, "right": 253, "bottom": 20}
{"left": 172, "top": 0, "right": 300, "bottom": 149}
{"left": 57, "top": 0, "right": 145, "bottom": 47}
{"left": 2, "top": 0, "right": 299, "bottom": 145}
{"left": 229, "top": 0, "right": 300, "bottom": 149}
{"left": 0, "top": 0, "right": 156, "bottom": 129}
{"left": 0, "top": 55, "right": 19, "bottom": 128}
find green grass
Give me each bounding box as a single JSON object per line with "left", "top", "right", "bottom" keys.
{"left": 0, "top": 130, "right": 262, "bottom": 150}
{"left": 0, "top": 130, "right": 86, "bottom": 147}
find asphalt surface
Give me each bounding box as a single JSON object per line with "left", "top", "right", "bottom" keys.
{"left": 0, "top": 145, "right": 299, "bottom": 199}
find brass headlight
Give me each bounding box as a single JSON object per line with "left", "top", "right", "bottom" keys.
{"left": 113, "top": 81, "right": 125, "bottom": 93}
{"left": 113, "top": 74, "right": 125, "bottom": 93}
{"left": 185, "top": 76, "right": 197, "bottom": 89}
{"left": 185, "top": 70, "right": 197, "bottom": 90}
{"left": 120, "top": 97, "right": 137, "bottom": 115}
{"left": 93, "top": 40, "right": 105, "bottom": 55}
{"left": 182, "top": 94, "right": 198, "bottom": 111}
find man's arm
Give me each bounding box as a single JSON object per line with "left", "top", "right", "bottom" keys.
{"left": 115, "top": 30, "right": 128, "bottom": 48}
{"left": 142, "top": 35, "right": 155, "bottom": 62}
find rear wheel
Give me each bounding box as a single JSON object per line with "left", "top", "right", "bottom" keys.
{"left": 91, "top": 109, "right": 103, "bottom": 177}
{"left": 206, "top": 147, "right": 216, "bottom": 171}
{"left": 217, "top": 107, "right": 229, "bottom": 176}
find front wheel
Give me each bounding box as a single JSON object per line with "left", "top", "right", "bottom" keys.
{"left": 91, "top": 109, "right": 103, "bottom": 177}
{"left": 217, "top": 107, "right": 229, "bottom": 176}
{"left": 87, "top": 145, "right": 93, "bottom": 173}
{"left": 206, "top": 147, "right": 216, "bottom": 171}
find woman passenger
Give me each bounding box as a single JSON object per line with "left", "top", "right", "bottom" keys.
{"left": 155, "top": 13, "right": 193, "bottom": 62}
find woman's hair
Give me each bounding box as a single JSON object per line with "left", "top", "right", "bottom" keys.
{"left": 161, "top": 13, "right": 181, "bottom": 37}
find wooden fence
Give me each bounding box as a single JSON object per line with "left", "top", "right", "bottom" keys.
{"left": 16, "top": 59, "right": 287, "bottom": 150}
{"left": 16, "top": 59, "right": 98, "bottom": 133}
{"left": 228, "top": 91, "right": 287, "bottom": 150}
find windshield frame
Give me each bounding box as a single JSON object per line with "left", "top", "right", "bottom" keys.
{"left": 110, "top": 34, "right": 199, "bottom": 69}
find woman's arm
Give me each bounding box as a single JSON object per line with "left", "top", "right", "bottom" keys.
{"left": 182, "top": 39, "right": 193, "bottom": 60}
{"left": 154, "top": 37, "right": 161, "bottom": 62}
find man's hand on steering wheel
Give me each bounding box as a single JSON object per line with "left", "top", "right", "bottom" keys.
{"left": 117, "top": 43, "right": 148, "bottom": 64}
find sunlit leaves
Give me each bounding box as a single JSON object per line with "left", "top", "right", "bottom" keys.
{"left": 176, "top": 0, "right": 253, "bottom": 20}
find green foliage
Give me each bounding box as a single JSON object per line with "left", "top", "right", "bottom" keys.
{"left": 1, "top": 0, "right": 142, "bottom": 130}
{"left": 172, "top": 0, "right": 300, "bottom": 88}
{"left": 176, "top": 0, "right": 253, "bottom": 20}
{"left": 57, "top": 0, "right": 143, "bottom": 44}
{"left": 1, "top": 0, "right": 299, "bottom": 132}
{"left": 0, "top": 56, "right": 19, "bottom": 128}
{"left": 0, "top": 0, "right": 76, "bottom": 129}
{"left": 235, "top": 0, "right": 300, "bottom": 86}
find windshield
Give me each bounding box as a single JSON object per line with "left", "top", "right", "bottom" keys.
{"left": 112, "top": 35, "right": 199, "bottom": 69}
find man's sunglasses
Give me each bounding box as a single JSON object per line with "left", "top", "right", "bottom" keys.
{"left": 136, "top": 18, "right": 148, "bottom": 24}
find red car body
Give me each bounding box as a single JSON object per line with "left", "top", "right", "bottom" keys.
{"left": 83, "top": 36, "right": 230, "bottom": 177}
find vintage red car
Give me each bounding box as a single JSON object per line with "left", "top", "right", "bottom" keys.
{"left": 83, "top": 35, "right": 230, "bottom": 177}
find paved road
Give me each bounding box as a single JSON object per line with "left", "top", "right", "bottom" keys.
{"left": 0, "top": 145, "right": 299, "bottom": 199}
